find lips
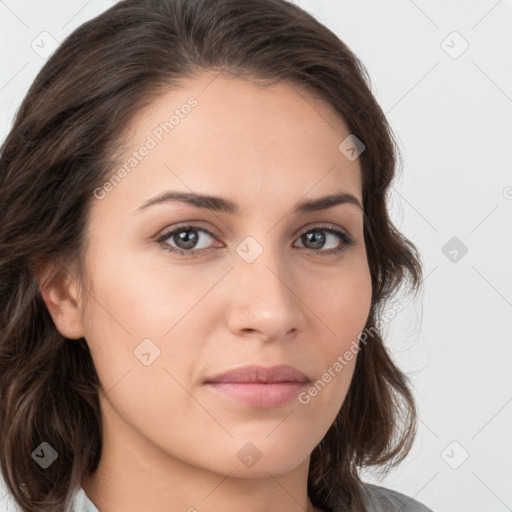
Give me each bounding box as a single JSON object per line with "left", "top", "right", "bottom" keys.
{"left": 203, "top": 364, "right": 310, "bottom": 408}
{"left": 204, "top": 364, "right": 309, "bottom": 384}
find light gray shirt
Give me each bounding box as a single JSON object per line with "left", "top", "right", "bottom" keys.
{"left": 72, "top": 484, "right": 434, "bottom": 512}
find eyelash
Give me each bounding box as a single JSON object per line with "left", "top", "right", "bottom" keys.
{"left": 155, "top": 222, "right": 355, "bottom": 258}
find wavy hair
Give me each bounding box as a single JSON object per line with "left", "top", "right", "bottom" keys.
{"left": 0, "top": 0, "right": 423, "bottom": 510}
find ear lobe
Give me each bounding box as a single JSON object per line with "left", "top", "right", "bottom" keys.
{"left": 35, "top": 262, "right": 86, "bottom": 340}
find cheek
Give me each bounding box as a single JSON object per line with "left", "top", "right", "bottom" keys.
{"left": 308, "top": 259, "right": 372, "bottom": 334}
{"left": 80, "top": 248, "right": 218, "bottom": 385}
{"left": 311, "top": 264, "right": 372, "bottom": 377}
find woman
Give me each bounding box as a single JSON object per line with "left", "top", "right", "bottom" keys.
{"left": 0, "top": 0, "right": 432, "bottom": 511}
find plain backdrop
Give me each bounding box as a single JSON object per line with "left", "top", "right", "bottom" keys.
{"left": 1, "top": 1, "right": 511, "bottom": 511}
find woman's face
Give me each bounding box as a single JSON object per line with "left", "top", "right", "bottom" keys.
{"left": 62, "top": 73, "right": 372, "bottom": 478}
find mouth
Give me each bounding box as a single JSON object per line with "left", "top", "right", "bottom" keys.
{"left": 203, "top": 364, "right": 310, "bottom": 408}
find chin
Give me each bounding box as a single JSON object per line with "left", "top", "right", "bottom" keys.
{"left": 214, "top": 439, "right": 311, "bottom": 478}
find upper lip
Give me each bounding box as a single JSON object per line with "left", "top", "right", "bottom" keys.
{"left": 204, "top": 364, "right": 309, "bottom": 384}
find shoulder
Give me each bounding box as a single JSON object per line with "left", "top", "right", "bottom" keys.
{"left": 359, "top": 482, "right": 434, "bottom": 512}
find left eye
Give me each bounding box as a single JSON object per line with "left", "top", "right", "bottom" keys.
{"left": 156, "top": 223, "right": 354, "bottom": 257}
{"left": 158, "top": 226, "right": 219, "bottom": 253}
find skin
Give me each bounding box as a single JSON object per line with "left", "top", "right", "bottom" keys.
{"left": 39, "top": 72, "right": 372, "bottom": 512}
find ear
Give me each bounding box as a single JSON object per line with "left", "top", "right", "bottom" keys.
{"left": 35, "top": 262, "right": 86, "bottom": 340}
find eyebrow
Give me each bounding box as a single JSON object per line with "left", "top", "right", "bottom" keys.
{"left": 136, "top": 190, "right": 364, "bottom": 214}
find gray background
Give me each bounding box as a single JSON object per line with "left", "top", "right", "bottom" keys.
{"left": 1, "top": 1, "right": 511, "bottom": 511}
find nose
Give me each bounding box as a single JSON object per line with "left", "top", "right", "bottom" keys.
{"left": 226, "top": 241, "right": 307, "bottom": 342}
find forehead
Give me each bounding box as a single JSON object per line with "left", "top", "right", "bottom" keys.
{"left": 95, "top": 72, "right": 363, "bottom": 218}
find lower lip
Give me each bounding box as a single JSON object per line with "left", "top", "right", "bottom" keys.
{"left": 204, "top": 382, "right": 309, "bottom": 408}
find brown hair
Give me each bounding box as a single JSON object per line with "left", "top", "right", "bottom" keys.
{"left": 0, "top": 1, "right": 423, "bottom": 511}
